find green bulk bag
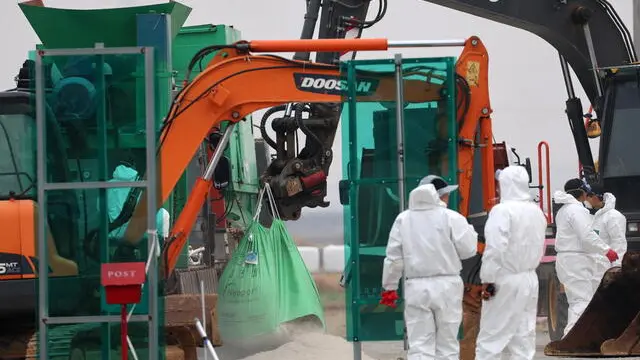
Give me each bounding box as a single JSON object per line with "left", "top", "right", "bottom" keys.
{"left": 217, "top": 184, "right": 325, "bottom": 342}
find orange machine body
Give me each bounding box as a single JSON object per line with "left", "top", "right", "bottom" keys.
{"left": 0, "top": 199, "right": 37, "bottom": 281}
{"left": 114, "top": 37, "right": 498, "bottom": 277}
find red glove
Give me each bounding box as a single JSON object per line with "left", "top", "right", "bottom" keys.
{"left": 606, "top": 249, "right": 619, "bottom": 263}
{"left": 380, "top": 290, "right": 399, "bottom": 308}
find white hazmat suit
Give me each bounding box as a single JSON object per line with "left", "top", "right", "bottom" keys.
{"left": 475, "top": 166, "right": 547, "bottom": 360}
{"left": 381, "top": 183, "right": 478, "bottom": 360}
{"left": 100, "top": 164, "right": 171, "bottom": 240}
{"left": 591, "top": 192, "right": 627, "bottom": 288}
{"left": 553, "top": 190, "right": 610, "bottom": 336}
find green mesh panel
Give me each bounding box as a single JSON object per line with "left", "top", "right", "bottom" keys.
{"left": 340, "top": 57, "right": 457, "bottom": 342}
{"left": 34, "top": 49, "right": 163, "bottom": 358}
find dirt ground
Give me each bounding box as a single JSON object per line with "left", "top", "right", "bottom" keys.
{"left": 205, "top": 273, "right": 621, "bottom": 360}
{"left": 313, "top": 273, "right": 406, "bottom": 360}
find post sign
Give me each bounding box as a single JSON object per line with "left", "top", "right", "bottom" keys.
{"left": 101, "top": 262, "right": 146, "bottom": 286}
{"left": 101, "top": 262, "right": 146, "bottom": 305}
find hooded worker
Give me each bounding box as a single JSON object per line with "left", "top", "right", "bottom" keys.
{"left": 379, "top": 175, "right": 478, "bottom": 360}
{"left": 475, "top": 166, "right": 548, "bottom": 360}
{"left": 586, "top": 186, "right": 627, "bottom": 288}
{"left": 553, "top": 178, "right": 618, "bottom": 336}
{"left": 100, "top": 163, "right": 170, "bottom": 242}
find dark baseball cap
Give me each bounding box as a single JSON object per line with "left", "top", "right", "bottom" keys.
{"left": 564, "top": 178, "right": 591, "bottom": 194}
{"left": 419, "top": 175, "right": 458, "bottom": 196}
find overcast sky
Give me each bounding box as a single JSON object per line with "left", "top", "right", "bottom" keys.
{"left": 0, "top": 0, "right": 634, "bottom": 221}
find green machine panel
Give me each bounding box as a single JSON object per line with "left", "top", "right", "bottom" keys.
{"left": 340, "top": 57, "right": 458, "bottom": 342}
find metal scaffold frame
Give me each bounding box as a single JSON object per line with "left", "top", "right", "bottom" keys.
{"left": 35, "top": 45, "right": 158, "bottom": 359}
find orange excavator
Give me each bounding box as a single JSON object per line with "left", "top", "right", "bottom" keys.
{"left": 100, "top": 37, "right": 501, "bottom": 277}
{"left": 0, "top": 34, "right": 511, "bottom": 359}
{"left": 138, "top": 36, "right": 509, "bottom": 360}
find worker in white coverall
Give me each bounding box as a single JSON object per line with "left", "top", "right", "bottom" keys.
{"left": 380, "top": 175, "right": 478, "bottom": 360}
{"left": 100, "top": 163, "right": 170, "bottom": 241}
{"left": 585, "top": 185, "right": 627, "bottom": 289}
{"left": 475, "top": 166, "right": 548, "bottom": 360}
{"left": 553, "top": 178, "right": 619, "bottom": 337}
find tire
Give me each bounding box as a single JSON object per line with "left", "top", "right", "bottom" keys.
{"left": 546, "top": 270, "right": 569, "bottom": 341}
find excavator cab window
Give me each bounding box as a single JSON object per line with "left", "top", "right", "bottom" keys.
{"left": 602, "top": 75, "right": 640, "bottom": 178}
{"left": 0, "top": 112, "right": 36, "bottom": 200}
{"left": 0, "top": 91, "right": 79, "bottom": 262}
{"left": 598, "top": 74, "right": 640, "bottom": 213}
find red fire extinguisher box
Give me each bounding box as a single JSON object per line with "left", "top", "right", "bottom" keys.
{"left": 101, "top": 262, "right": 146, "bottom": 305}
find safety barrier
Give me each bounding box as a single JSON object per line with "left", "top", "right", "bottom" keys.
{"left": 298, "top": 242, "right": 558, "bottom": 272}
{"left": 297, "top": 245, "right": 346, "bottom": 273}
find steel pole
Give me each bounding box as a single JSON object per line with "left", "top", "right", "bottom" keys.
{"left": 582, "top": 23, "right": 604, "bottom": 97}
{"left": 395, "top": 54, "right": 406, "bottom": 210}
{"left": 195, "top": 319, "right": 221, "bottom": 360}
{"left": 394, "top": 53, "right": 409, "bottom": 352}
{"left": 203, "top": 123, "right": 236, "bottom": 180}
{"left": 388, "top": 39, "right": 466, "bottom": 48}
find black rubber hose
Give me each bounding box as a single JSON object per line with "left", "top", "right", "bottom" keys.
{"left": 260, "top": 105, "right": 287, "bottom": 150}
{"left": 294, "top": 102, "right": 323, "bottom": 155}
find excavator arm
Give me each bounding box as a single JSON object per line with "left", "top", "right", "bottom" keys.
{"left": 118, "top": 37, "right": 492, "bottom": 278}
{"left": 422, "top": 0, "right": 636, "bottom": 105}
{"left": 421, "top": 0, "right": 637, "bottom": 183}
{"left": 259, "top": 0, "right": 376, "bottom": 220}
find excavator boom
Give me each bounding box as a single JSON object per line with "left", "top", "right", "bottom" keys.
{"left": 116, "top": 36, "right": 493, "bottom": 279}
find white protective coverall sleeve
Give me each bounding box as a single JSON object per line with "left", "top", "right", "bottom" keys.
{"left": 476, "top": 166, "right": 547, "bottom": 360}
{"left": 449, "top": 212, "right": 478, "bottom": 261}
{"left": 381, "top": 214, "right": 405, "bottom": 291}
{"left": 603, "top": 193, "right": 627, "bottom": 266}
{"left": 606, "top": 214, "right": 627, "bottom": 266}
{"left": 572, "top": 209, "right": 610, "bottom": 255}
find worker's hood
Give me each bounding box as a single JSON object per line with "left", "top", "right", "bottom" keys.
{"left": 408, "top": 184, "right": 442, "bottom": 210}
{"left": 112, "top": 164, "right": 138, "bottom": 181}
{"left": 553, "top": 190, "right": 581, "bottom": 205}
{"left": 498, "top": 166, "right": 531, "bottom": 202}
{"left": 595, "top": 192, "right": 617, "bottom": 218}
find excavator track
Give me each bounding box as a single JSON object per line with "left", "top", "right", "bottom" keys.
{"left": 545, "top": 251, "right": 640, "bottom": 357}
{"left": 0, "top": 321, "right": 99, "bottom": 359}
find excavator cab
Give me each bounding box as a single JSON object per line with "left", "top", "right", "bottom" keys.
{"left": 0, "top": 89, "right": 86, "bottom": 320}
{"left": 0, "top": 51, "right": 163, "bottom": 357}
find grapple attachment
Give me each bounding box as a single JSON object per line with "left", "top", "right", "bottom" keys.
{"left": 545, "top": 251, "right": 640, "bottom": 357}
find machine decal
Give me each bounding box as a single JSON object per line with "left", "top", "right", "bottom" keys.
{"left": 0, "top": 253, "right": 23, "bottom": 275}
{"left": 465, "top": 61, "right": 480, "bottom": 87}
{"left": 293, "top": 73, "right": 379, "bottom": 95}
